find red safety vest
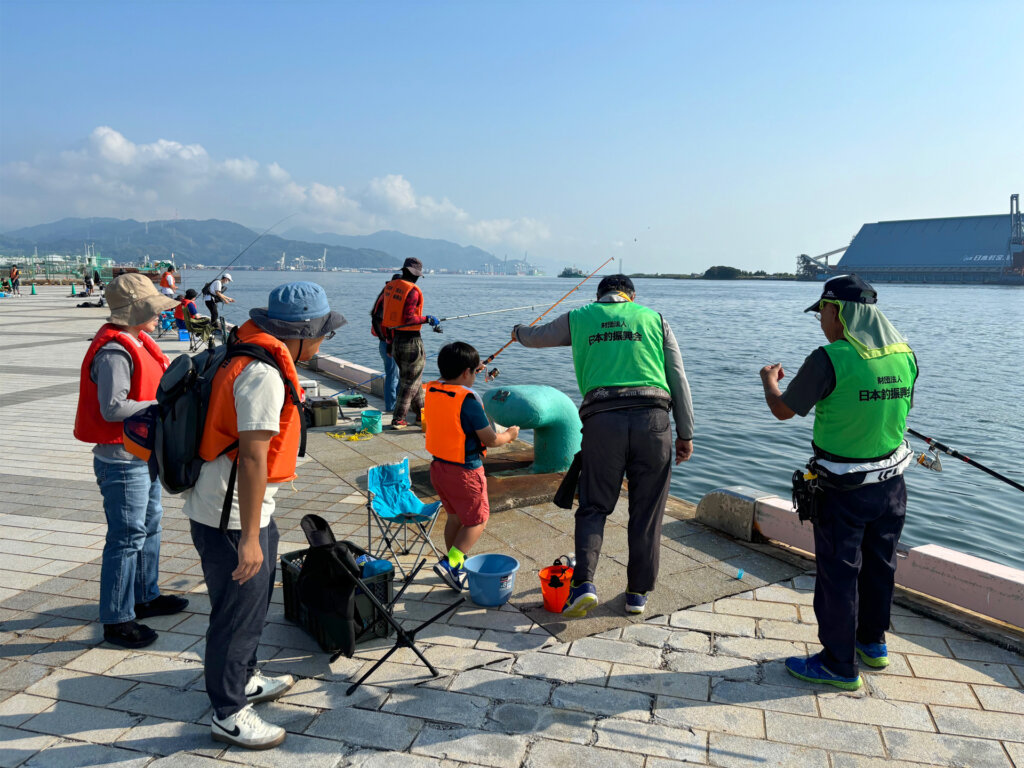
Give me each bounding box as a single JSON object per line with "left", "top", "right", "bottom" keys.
{"left": 74, "top": 324, "right": 169, "bottom": 444}
{"left": 424, "top": 381, "right": 486, "bottom": 465}
{"left": 381, "top": 279, "right": 423, "bottom": 333}
{"left": 198, "top": 320, "right": 304, "bottom": 483}
{"left": 160, "top": 271, "right": 175, "bottom": 289}
{"left": 173, "top": 298, "right": 196, "bottom": 321}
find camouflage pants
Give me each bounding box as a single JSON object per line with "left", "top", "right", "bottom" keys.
{"left": 391, "top": 333, "right": 424, "bottom": 422}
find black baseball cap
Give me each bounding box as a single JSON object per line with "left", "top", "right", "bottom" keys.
{"left": 402, "top": 257, "right": 424, "bottom": 276}
{"left": 597, "top": 274, "right": 634, "bottom": 296}
{"left": 804, "top": 274, "right": 877, "bottom": 313}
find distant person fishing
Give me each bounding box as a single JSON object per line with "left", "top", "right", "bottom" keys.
{"left": 380, "top": 257, "right": 440, "bottom": 429}
{"left": 202, "top": 272, "right": 234, "bottom": 326}
{"left": 370, "top": 273, "right": 402, "bottom": 412}
{"left": 8, "top": 264, "right": 21, "bottom": 296}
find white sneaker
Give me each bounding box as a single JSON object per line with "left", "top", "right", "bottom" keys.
{"left": 245, "top": 670, "right": 295, "bottom": 704}
{"left": 212, "top": 704, "right": 285, "bottom": 750}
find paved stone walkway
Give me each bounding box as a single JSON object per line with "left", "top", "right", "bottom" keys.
{"left": 1, "top": 287, "right": 1022, "bottom": 768}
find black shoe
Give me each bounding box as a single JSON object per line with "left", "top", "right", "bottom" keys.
{"left": 134, "top": 594, "right": 189, "bottom": 619}
{"left": 104, "top": 621, "right": 158, "bottom": 649}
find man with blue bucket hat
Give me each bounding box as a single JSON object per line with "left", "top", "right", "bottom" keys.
{"left": 185, "top": 282, "right": 345, "bottom": 749}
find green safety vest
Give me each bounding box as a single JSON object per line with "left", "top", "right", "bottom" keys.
{"left": 814, "top": 340, "right": 917, "bottom": 460}
{"left": 568, "top": 301, "right": 669, "bottom": 397}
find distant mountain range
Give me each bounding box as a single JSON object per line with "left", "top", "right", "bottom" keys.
{"left": 0, "top": 217, "right": 522, "bottom": 272}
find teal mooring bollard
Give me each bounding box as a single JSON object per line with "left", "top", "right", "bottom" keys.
{"left": 483, "top": 385, "right": 582, "bottom": 474}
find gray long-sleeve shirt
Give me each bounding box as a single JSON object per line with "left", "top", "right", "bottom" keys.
{"left": 91, "top": 343, "right": 156, "bottom": 463}
{"left": 514, "top": 294, "right": 694, "bottom": 440}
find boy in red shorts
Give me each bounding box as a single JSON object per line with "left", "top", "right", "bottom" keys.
{"left": 425, "top": 342, "right": 520, "bottom": 590}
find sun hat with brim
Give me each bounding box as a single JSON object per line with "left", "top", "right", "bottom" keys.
{"left": 249, "top": 281, "right": 347, "bottom": 339}
{"left": 106, "top": 273, "right": 179, "bottom": 327}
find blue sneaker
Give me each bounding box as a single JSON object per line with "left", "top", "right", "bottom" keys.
{"left": 625, "top": 591, "right": 648, "bottom": 615}
{"left": 562, "top": 582, "right": 598, "bottom": 618}
{"left": 432, "top": 558, "right": 464, "bottom": 592}
{"left": 855, "top": 641, "right": 889, "bottom": 668}
{"left": 785, "top": 652, "right": 862, "bottom": 690}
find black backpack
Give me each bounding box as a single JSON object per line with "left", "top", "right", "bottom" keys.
{"left": 124, "top": 331, "right": 307, "bottom": 531}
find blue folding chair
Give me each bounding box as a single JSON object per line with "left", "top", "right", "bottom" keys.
{"left": 366, "top": 458, "right": 444, "bottom": 580}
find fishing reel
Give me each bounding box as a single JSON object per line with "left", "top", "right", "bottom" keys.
{"left": 484, "top": 367, "right": 500, "bottom": 382}
{"left": 431, "top": 323, "right": 444, "bottom": 333}
{"left": 917, "top": 447, "right": 942, "bottom": 472}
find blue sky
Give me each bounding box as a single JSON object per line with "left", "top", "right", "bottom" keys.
{"left": 1, "top": 0, "right": 1020, "bottom": 272}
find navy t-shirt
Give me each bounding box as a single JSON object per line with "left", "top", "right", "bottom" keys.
{"left": 433, "top": 390, "right": 490, "bottom": 469}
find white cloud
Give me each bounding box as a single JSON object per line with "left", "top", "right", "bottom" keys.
{"left": 0, "top": 126, "right": 550, "bottom": 251}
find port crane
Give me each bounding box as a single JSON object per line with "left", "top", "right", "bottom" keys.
{"left": 317, "top": 249, "right": 327, "bottom": 271}
{"left": 796, "top": 246, "right": 847, "bottom": 280}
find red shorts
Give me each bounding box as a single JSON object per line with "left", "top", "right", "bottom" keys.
{"left": 430, "top": 461, "right": 490, "bottom": 527}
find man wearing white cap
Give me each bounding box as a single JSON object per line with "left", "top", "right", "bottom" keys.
{"left": 203, "top": 272, "right": 234, "bottom": 326}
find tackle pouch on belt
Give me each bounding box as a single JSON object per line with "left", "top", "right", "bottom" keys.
{"left": 791, "top": 463, "right": 823, "bottom": 525}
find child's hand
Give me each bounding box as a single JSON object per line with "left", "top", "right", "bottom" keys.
{"left": 505, "top": 425, "right": 520, "bottom": 441}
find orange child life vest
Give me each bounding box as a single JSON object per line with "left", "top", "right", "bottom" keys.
{"left": 381, "top": 279, "right": 423, "bottom": 333}
{"left": 10, "top": 267, "right": 19, "bottom": 281}
{"left": 424, "top": 381, "right": 486, "bottom": 465}
{"left": 160, "top": 271, "right": 175, "bottom": 289}
{"left": 74, "top": 324, "right": 169, "bottom": 445}
{"left": 199, "top": 320, "right": 305, "bottom": 484}
{"left": 173, "top": 298, "right": 196, "bottom": 321}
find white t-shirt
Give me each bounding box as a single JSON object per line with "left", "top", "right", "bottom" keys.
{"left": 208, "top": 279, "right": 223, "bottom": 296}
{"left": 183, "top": 361, "right": 287, "bottom": 530}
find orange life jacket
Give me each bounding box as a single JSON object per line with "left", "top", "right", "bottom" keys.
{"left": 424, "top": 380, "right": 486, "bottom": 465}
{"left": 381, "top": 279, "right": 423, "bottom": 333}
{"left": 160, "top": 271, "right": 175, "bottom": 289}
{"left": 9, "top": 267, "right": 19, "bottom": 281}
{"left": 74, "top": 324, "right": 169, "bottom": 445}
{"left": 198, "top": 320, "right": 304, "bottom": 483}
{"left": 173, "top": 298, "right": 196, "bottom": 321}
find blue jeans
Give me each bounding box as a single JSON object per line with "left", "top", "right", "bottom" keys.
{"left": 94, "top": 457, "right": 163, "bottom": 624}
{"left": 379, "top": 338, "right": 399, "bottom": 412}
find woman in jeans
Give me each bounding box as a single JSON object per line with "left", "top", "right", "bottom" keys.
{"left": 74, "top": 273, "right": 189, "bottom": 648}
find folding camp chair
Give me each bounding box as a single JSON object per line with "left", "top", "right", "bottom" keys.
{"left": 184, "top": 313, "right": 216, "bottom": 352}
{"left": 297, "top": 514, "right": 464, "bottom": 696}
{"left": 366, "top": 458, "right": 444, "bottom": 581}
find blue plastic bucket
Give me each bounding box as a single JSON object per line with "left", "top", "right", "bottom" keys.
{"left": 361, "top": 409, "right": 383, "bottom": 434}
{"left": 463, "top": 554, "right": 520, "bottom": 607}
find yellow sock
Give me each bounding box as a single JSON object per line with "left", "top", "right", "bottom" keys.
{"left": 448, "top": 546, "right": 465, "bottom": 569}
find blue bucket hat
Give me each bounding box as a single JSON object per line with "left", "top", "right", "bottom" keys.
{"left": 249, "top": 281, "right": 347, "bottom": 339}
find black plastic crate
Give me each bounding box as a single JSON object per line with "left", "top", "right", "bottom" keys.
{"left": 281, "top": 548, "right": 394, "bottom": 653}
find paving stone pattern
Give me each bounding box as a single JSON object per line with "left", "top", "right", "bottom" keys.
{"left": 0, "top": 287, "right": 1021, "bottom": 767}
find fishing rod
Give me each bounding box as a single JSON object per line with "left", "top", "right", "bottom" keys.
{"left": 482, "top": 256, "right": 615, "bottom": 381}
{"left": 214, "top": 212, "right": 298, "bottom": 280}
{"left": 389, "top": 299, "right": 588, "bottom": 333}
{"left": 909, "top": 427, "right": 1024, "bottom": 493}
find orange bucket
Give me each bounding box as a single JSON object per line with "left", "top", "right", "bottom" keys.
{"left": 539, "top": 564, "right": 573, "bottom": 613}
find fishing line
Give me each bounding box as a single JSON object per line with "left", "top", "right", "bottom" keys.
{"left": 216, "top": 212, "right": 298, "bottom": 279}
{"left": 481, "top": 256, "right": 614, "bottom": 380}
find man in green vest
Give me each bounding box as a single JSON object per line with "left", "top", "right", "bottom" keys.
{"left": 511, "top": 275, "right": 694, "bottom": 618}
{"left": 759, "top": 274, "right": 918, "bottom": 691}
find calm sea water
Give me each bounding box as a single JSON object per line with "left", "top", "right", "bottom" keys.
{"left": 187, "top": 270, "right": 1024, "bottom": 570}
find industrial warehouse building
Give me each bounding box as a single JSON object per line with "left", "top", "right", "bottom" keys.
{"left": 833, "top": 195, "right": 1024, "bottom": 285}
